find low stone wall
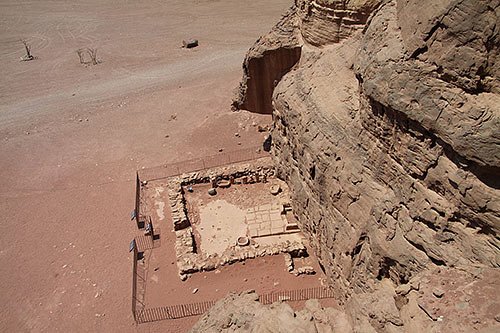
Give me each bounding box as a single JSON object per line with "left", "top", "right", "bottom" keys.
{"left": 175, "top": 228, "right": 307, "bottom": 280}
{"left": 167, "top": 158, "right": 276, "bottom": 231}
{"left": 163, "top": 158, "right": 308, "bottom": 280}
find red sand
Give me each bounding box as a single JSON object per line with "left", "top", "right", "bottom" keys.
{"left": 0, "top": 0, "right": 294, "bottom": 332}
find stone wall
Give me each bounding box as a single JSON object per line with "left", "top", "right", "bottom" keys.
{"left": 161, "top": 159, "right": 308, "bottom": 280}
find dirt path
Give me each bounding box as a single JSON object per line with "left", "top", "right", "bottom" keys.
{"left": 0, "top": 0, "right": 291, "bottom": 331}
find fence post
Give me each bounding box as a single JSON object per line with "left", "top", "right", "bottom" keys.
{"left": 132, "top": 245, "right": 138, "bottom": 323}
{"left": 135, "top": 172, "right": 141, "bottom": 229}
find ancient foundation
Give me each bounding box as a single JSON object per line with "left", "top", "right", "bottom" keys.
{"left": 162, "top": 158, "right": 308, "bottom": 280}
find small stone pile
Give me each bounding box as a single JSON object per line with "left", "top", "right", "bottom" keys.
{"left": 168, "top": 179, "right": 189, "bottom": 230}
{"left": 294, "top": 266, "right": 315, "bottom": 276}
{"left": 283, "top": 252, "right": 316, "bottom": 276}
{"left": 284, "top": 253, "right": 294, "bottom": 272}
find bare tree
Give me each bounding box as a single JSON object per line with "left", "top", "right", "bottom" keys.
{"left": 76, "top": 47, "right": 100, "bottom": 66}
{"left": 76, "top": 48, "right": 85, "bottom": 64}
{"left": 87, "top": 48, "right": 98, "bottom": 65}
{"left": 21, "top": 39, "right": 34, "bottom": 61}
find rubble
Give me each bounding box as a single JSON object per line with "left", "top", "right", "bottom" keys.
{"left": 182, "top": 39, "right": 198, "bottom": 48}
{"left": 175, "top": 230, "right": 307, "bottom": 278}
{"left": 166, "top": 158, "right": 276, "bottom": 231}
{"left": 293, "top": 266, "right": 315, "bottom": 276}
{"left": 284, "top": 253, "right": 294, "bottom": 272}
{"left": 157, "top": 158, "right": 306, "bottom": 279}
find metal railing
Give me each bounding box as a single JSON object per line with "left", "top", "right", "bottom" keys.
{"left": 259, "top": 287, "right": 334, "bottom": 305}
{"left": 131, "top": 246, "right": 142, "bottom": 321}
{"left": 136, "top": 300, "right": 216, "bottom": 323}
{"left": 134, "top": 173, "right": 143, "bottom": 228}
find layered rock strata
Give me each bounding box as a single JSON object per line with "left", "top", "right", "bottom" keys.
{"left": 274, "top": 0, "right": 500, "bottom": 298}
{"left": 223, "top": 0, "right": 500, "bottom": 331}
{"left": 297, "top": 0, "right": 381, "bottom": 46}
{"left": 232, "top": 8, "right": 302, "bottom": 114}
{"left": 232, "top": 0, "right": 383, "bottom": 114}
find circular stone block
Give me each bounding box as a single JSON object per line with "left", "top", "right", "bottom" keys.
{"left": 237, "top": 236, "right": 249, "bottom": 246}
{"left": 270, "top": 185, "right": 281, "bottom": 195}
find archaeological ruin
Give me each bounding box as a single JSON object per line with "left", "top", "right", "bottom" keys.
{"left": 3, "top": 0, "right": 498, "bottom": 331}
{"left": 129, "top": 0, "right": 499, "bottom": 331}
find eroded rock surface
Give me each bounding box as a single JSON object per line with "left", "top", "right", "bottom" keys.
{"left": 232, "top": 0, "right": 385, "bottom": 114}
{"left": 232, "top": 8, "right": 302, "bottom": 114}
{"left": 297, "top": 0, "right": 382, "bottom": 46}
{"left": 189, "top": 291, "right": 352, "bottom": 332}
{"left": 220, "top": 0, "right": 500, "bottom": 331}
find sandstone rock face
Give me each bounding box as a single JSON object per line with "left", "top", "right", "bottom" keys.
{"left": 297, "top": 0, "right": 382, "bottom": 45}
{"left": 232, "top": 8, "right": 302, "bottom": 114}
{"left": 232, "top": 0, "right": 385, "bottom": 114}
{"left": 225, "top": 0, "right": 500, "bottom": 331}
{"left": 189, "top": 291, "right": 353, "bottom": 332}
{"left": 273, "top": 0, "right": 500, "bottom": 294}
{"left": 191, "top": 268, "right": 500, "bottom": 332}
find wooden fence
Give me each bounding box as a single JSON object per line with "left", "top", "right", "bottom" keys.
{"left": 137, "top": 146, "right": 268, "bottom": 182}
{"left": 132, "top": 146, "right": 269, "bottom": 231}
{"left": 134, "top": 287, "right": 335, "bottom": 324}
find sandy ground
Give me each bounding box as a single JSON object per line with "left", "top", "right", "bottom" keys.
{"left": 184, "top": 179, "right": 296, "bottom": 255}
{"left": 197, "top": 199, "right": 248, "bottom": 255}
{"left": 0, "top": 0, "right": 292, "bottom": 331}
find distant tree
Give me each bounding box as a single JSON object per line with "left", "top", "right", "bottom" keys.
{"left": 87, "top": 48, "right": 99, "bottom": 65}
{"left": 76, "top": 48, "right": 85, "bottom": 64}
{"left": 76, "top": 47, "right": 100, "bottom": 66}
{"left": 20, "top": 39, "right": 34, "bottom": 61}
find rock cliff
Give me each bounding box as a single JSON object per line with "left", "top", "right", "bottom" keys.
{"left": 218, "top": 0, "right": 500, "bottom": 331}
{"left": 271, "top": 0, "right": 500, "bottom": 289}
{"left": 189, "top": 291, "right": 353, "bottom": 332}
